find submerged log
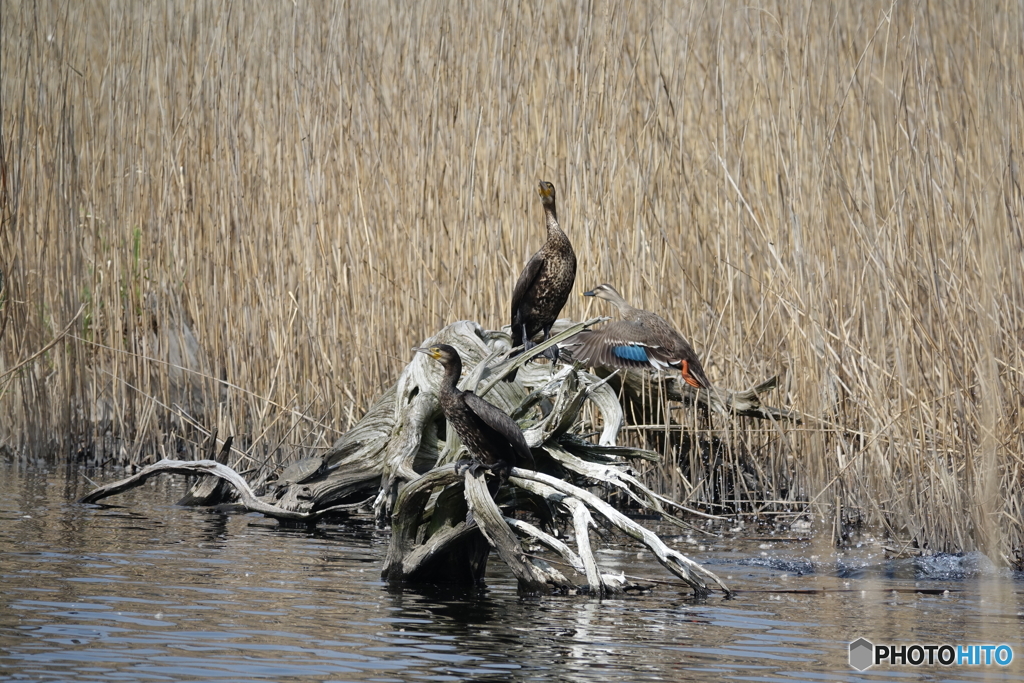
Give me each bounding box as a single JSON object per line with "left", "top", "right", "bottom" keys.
{"left": 80, "top": 319, "right": 796, "bottom": 596}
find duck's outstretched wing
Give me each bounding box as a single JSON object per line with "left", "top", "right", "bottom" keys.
{"left": 563, "top": 321, "right": 670, "bottom": 368}
{"left": 564, "top": 321, "right": 713, "bottom": 389}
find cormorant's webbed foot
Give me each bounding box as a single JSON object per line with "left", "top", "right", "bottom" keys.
{"left": 455, "top": 459, "right": 482, "bottom": 476}
{"left": 491, "top": 463, "right": 512, "bottom": 493}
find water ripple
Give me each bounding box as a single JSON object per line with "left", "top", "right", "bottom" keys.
{"left": 1, "top": 464, "right": 1021, "bottom": 682}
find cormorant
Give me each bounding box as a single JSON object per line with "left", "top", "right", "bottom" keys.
{"left": 415, "top": 344, "right": 536, "bottom": 479}
{"left": 505, "top": 181, "right": 577, "bottom": 380}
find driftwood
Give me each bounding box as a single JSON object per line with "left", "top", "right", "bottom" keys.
{"left": 79, "top": 319, "right": 795, "bottom": 596}
{"left": 176, "top": 433, "right": 233, "bottom": 505}
{"left": 80, "top": 458, "right": 365, "bottom": 521}
{"left": 610, "top": 368, "right": 798, "bottom": 422}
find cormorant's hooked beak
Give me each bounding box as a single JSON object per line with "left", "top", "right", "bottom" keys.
{"left": 413, "top": 346, "right": 439, "bottom": 360}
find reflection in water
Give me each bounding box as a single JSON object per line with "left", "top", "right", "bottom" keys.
{"left": 0, "top": 461, "right": 1021, "bottom": 682}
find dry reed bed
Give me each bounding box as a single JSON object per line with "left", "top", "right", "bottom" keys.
{"left": 1, "top": 1, "right": 1021, "bottom": 564}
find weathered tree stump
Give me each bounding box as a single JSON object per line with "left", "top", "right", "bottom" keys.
{"left": 81, "top": 319, "right": 795, "bottom": 596}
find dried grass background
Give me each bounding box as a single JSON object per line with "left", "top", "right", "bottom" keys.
{"left": 2, "top": 0, "right": 1022, "bottom": 564}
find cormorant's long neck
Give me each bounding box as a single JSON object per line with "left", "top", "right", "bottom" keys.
{"left": 439, "top": 356, "right": 463, "bottom": 395}
{"left": 544, "top": 204, "right": 564, "bottom": 240}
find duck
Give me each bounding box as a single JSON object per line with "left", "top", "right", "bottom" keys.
{"left": 565, "top": 283, "right": 712, "bottom": 389}
{"left": 415, "top": 344, "right": 536, "bottom": 479}
{"left": 505, "top": 181, "right": 577, "bottom": 380}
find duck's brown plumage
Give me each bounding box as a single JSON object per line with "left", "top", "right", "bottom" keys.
{"left": 415, "top": 344, "right": 535, "bottom": 477}
{"left": 565, "top": 284, "right": 712, "bottom": 389}
{"left": 506, "top": 181, "right": 576, "bottom": 379}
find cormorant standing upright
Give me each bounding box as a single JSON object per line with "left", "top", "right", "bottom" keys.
{"left": 506, "top": 181, "right": 576, "bottom": 380}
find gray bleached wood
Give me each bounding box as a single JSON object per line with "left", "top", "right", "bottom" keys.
{"left": 78, "top": 318, "right": 788, "bottom": 596}
{"left": 80, "top": 459, "right": 361, "bottom": 521}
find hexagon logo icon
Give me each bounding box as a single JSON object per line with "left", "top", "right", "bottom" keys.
{"left": 849, "top": 638, "right": 874, "bottom": 671}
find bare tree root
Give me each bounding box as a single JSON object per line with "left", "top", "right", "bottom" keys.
{"left": 79, "top": 319, "right": 791, "bottom": 597}
{"left": 80, "top": 458, "right": 365, "bottom": 522}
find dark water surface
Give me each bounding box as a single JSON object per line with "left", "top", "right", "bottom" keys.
{"left": 1, "top": 462, "right": 1020, "bottom": 682}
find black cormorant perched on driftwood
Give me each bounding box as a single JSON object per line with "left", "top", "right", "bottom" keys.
{"left": 565, "top": 284, "right": 713, "bottom": 389}
{"left": 414, "top": 344, "right": 535, "bottom": 480}
{"left": 506, "top": 181, "right": 577, "bottom": 380}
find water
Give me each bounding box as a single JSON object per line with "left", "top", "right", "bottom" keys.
{"left": 1, "top": 462, "right": 1021, "bottom": 682}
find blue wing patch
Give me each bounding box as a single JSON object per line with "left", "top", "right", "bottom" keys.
{"left": 613, "top": 345, "right": 649, "bottom": 363}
